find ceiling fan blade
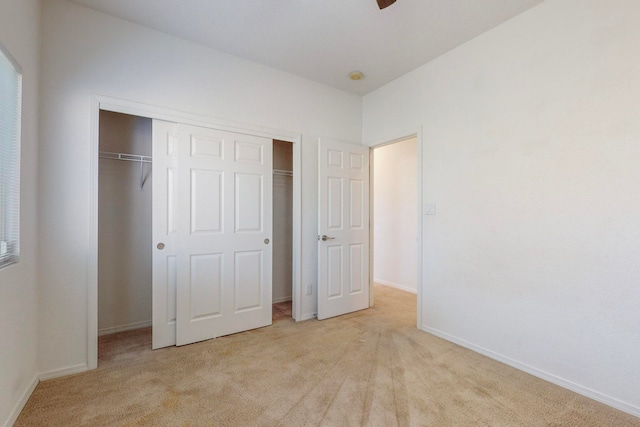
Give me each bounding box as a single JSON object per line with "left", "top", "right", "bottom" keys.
{"left": 376, "top": 0, "right": 396, "bottom": 10}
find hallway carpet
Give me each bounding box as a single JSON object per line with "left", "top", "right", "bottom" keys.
{"left": 16, "top": 286, "right": 639, "bottom": 426}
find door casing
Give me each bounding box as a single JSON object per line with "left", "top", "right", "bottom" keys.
{"left": 89, "top": 95, "right": 302, "bottom": 369}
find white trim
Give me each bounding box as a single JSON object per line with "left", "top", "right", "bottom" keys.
{"left": 291, "top": 137, "right": 303, "bottom": 322}
{"left": 38, "top": 364, "right": 88, "bottom": 382}
{"left": 424, "top": 326, "right": 640, "bottom": 419}
{"left": 98, "top": 320, "right": 152, "bottom": 336}
{"left": 88, "top": 97, "right": 100, "bottom": 370}
{"left": 299, "top": 312, "right": 317, "bottom": 321}
{"left": 368, "top": 148, "right": 375, "bottom": 308}
{"left": 89, "top": 94, "right": 303, "bottom": 368}
{"left": 273, "top": 296, "right": 293, "bottom": 304}
{"left": 416, "top": 126, "right": 424, "bottom": 330}
{"left": 95, "top": 96, "right": 300, "bottom": 142}
{"left": 374, "top": 279, "right": 417, "bottom": 295}
{"left": 367, "top": 127, "right": 424, "bottom": 329}
{"left": 3, "top": 375, "right": 38, "bottom": 427}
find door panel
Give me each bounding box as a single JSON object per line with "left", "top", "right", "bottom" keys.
{"left": 328, "top": 245, "right": 343, "bottom": 298}
{"left": 328, "top": 177, "right": 343, "bottom": 229}
{"left": 189, "top": 252, "right": 222, "bottom": 319}
{"left": 235, "top": 173, "right": 263, "bottom": 232}
{"left": 235, "top": 250, "right": 263, "bottom": 310}
{"left": 176, "top": 124, "right": 273, "bottom": 346}
{"left": 191, "top": 170, "right": 222, "bottom": 234}
{"left": 152, "top": 120, "right": 272, "bottom": 348}
{"left": 349, "top": 243, "right": 364, "bottom": 293}
{"left": 318, "top": 139, "right": 370, "bottom": 320}
{"left": 350, "top": 180, "right": 364, "bottom": 228}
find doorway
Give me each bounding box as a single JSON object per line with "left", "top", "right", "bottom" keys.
{"left": 371, "top": 137, "right": 418, "bottom": 295}
{"left": 97, "top": 111, "right": 153, "bottom": 366}
{"left": 315, "top": 136, "right": 421, "bottom": 321}
{"left": 272, "top": 140, "right": 294, "bottom": 320}
{"left": 370, "top": 136, "right": 419, "bottom": 322}
{"left": 98, "top": 111, "right": 152, "bottom": 340}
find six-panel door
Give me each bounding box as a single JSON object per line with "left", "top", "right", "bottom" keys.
{"left": 318, "top": 139, "right": 370, "bottom": 320}
{"left": 152, "top": 120, "right": 273, "bottom": 348}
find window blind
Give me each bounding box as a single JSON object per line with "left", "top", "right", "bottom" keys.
{"left": 0, "top": 44, "right": 21, "bottom": 268}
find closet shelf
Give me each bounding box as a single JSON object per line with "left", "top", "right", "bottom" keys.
{"left": 100, "top": 151, "right": 151, "bottom": 190}
{"left": 99, "top": 151, "right": 152, "bottom": 163}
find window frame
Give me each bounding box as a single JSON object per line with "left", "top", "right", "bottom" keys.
{"left": 0, "top": 42, "right": 22, "bottom": 269}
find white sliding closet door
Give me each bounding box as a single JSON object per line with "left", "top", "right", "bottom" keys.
{"left": 152, "top": 120, "right": 178, "bottom": 349}
{"left": 152, "top": 120, "right": 273, "bottom": 348}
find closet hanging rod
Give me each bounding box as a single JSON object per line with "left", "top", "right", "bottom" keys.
{"left": 99, "top": 151, "right": 152, "bottom": 163}
{"left": 273, "top": 169, "right": 293, "bottom": 176}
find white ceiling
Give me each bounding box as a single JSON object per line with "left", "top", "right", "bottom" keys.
{"left": 69, "top": 0, "right": 544, "bottom": 95}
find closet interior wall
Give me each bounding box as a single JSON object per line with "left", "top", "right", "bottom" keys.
{"left": 98, "top": 111, "right": 153, "bottom": 335}
{"left": 272, "top": 140, "right": 293, "bottom": 304}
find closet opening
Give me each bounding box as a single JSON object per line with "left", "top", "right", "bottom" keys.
{"left": 272, "top": 140, "right": 294, "bottom": 321}
{"left": 98, "top": 111, "right": 153, "bottom": 363}
{"left": 96, "top": 116, "right": 299, "bottom": 361}
{"left": 371, "top": 136, "right": 419, "bottom": 305}
{"left": 89, "top": 97, "right": 304, "bottom": 367}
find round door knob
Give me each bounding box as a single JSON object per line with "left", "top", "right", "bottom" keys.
{"left": 157, "top": 243, "right": 165, "bottom": 250}
{"left": 264, "top": 238, "right": 270, "bottom": 244}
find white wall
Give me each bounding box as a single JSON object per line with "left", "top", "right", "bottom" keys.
{"left": 98, "top": 111, "right": 152, "bottom": 334}
{"left": 363, "top": 0, "right": 640, "bottom": 416}
{"left": 0, "top": 0, "right": 40, "bottom": 425}
{"left": 373, "top": 137, "right": 417, "bottom": 293}
{"left": 38, "top": 0, "right": 362, "bottom": 375}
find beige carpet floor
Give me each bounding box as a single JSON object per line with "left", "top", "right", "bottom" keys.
{"left": 16, "top": 285, "right": 640, "bottom": 426}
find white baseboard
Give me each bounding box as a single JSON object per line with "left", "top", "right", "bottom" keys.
{"left": 423, "top": 326, "right": 640, "bottom": 419}
{"left": 273, "top": 296, "right": 292, "bottom": 304}
{"left": 374, "top": 279, "right": 417, "bottom": 294}
{"left": 98, "top": 320, "right": 152, "bottom": 336}
{"left": 298, "top": 312, "right": 317, "bottom": 321}
{"left": 38, "top": 363, "right": 88, "bottom": 382}
{"left": 3, "top": 375, "right": 38, "bottom": 427}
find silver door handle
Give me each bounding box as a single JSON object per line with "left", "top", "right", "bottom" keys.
{"left": 319, "top": 235, "right": 335, "bottom": 241}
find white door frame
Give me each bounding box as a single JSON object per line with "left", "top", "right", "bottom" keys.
{"left": 88, "top": 95, "right": 303, "bottom": 369}
{"left": 367, "top": 128, "right": 423, "bottom": 330}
